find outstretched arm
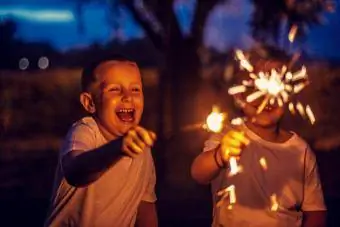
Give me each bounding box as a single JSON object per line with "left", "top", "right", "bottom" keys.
{"left": 62, "top": 125, "right": 156, "bottom": 187}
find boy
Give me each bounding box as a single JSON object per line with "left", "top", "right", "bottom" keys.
{"left": 44, "top": 55, "right": 158, "bottom": 227}
{"left": 191, "top": 48, "right": 326, "bottom": 227}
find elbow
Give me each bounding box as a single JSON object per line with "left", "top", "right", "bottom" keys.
{"left": 62, "top": 159, "right": 99, "bottom": 187}
{"left": 190, "top": 160, "right": 211, "bottom": 185}
{"left": 63, "top": 166, "right": 85, "bottom": 187}
{"left": 63, "top": 168, "right": 98, "bottom": 187}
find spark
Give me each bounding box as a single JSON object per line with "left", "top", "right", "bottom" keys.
{"left": 296, "top": 102, "right": 305, "bottom": 117}
{"left": 228, "top": 85, "right": 247, "bottom": 95}
{"left": 289, "top": 102, "right": 296, "bottom": 115}
{"left": 306, "top": 105, "right": 316, "bottom": 125}
{"left": 229, "top": 49, "right": 316, "bottom": 124}
{"left": 259, "top": 157, "right": 268, "bottom": 170}
{"left": 217, "top": 185, "right": 236, "bottom": 208}
{"left": 270, "top": 194, "right": 279, "bottom": 211}
{"left": 231, "top": 117, "right": 244, "bottom": 126}
{"left": 235, "top": 50, "right": 254, "bottom": 72}
{"left": 291, "top": 66, "right": 307, "bottom": 81}
{"left": 205, "top": 107, "right": 242, "bottom": 177}
{"left": 229, "top": 157, "right": 243, "bottom": 176}
{"left": 288, "top": 25, "right": 298, "bottom": 43}
{"left": 206, "top": 106, "right": 226, "bottom": 133}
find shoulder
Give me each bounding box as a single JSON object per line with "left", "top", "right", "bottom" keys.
{"left": 68, "top": 117, "right": 99, "bottom": 137}
{"left": 289, "top": 131, "right": 309, "bottom": 148}
{"left": 61, "top": 117, "right": 102, "bottom": 156}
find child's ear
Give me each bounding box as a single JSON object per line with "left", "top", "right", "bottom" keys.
{"left": 80, "top": 92, "right": 96, "bottom": 114}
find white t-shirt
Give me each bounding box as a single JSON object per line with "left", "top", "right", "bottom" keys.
{"left": 44, "top": 117, "right": 156, "bottom": 227}
{"left": 204, "top": 124, "right": 326, "bottom": 227}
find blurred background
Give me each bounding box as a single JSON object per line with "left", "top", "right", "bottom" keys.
{"left": 1, "top": 0, "right": 340, "bottom": 226}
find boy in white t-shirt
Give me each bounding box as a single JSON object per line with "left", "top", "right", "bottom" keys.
{"left": 44, "top": 55, "right": 158, "bottom": 227}
{"left": 191, "top": 48, "right": 326, "bottom": 227}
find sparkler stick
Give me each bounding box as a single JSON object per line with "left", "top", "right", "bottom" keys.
{"left": 204, "top": 106, "right": 242, "bottom": 176}
{"left": 256, "top": 95, "right": 271, "bottom": 114}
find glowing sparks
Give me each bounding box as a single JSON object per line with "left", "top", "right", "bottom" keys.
{"left": 289, "top": 102, "right": 296, "bottom": 114}
{"left": 306, "top": 105, "right": 316, "bottom": 125}
{"left": 231, "top": 117, "right": 244, "bottom": 126}
{"left": 246, "top": 91, "right": 266, "bottom": 103}
{"left": 206, "top": 106, "right": 226, "bottom": 133}
{"left": 296, "top": 102, "right": 305, "bottom": 117}
{"left": 291, "top": 66, "right": 307, "bottom": 81}
{"left": 228, "top": 85, "right": 247, "bottom": 95}
{"left": 235, "top": 50, "right": 254, "bottom": 72}
{"left": 259, "top": 157, "right": 268, "bottom": 170}
{"left": 229, "top": 157, "right": 242, "bottom": 176}
{"left": 229, "top": 49, "right": 316, "bottom": 124}
{"left": 270, "top": 194, "right": 279, "bottom": 211}
{"left": 217, "top": 185, "right": 236, "bottom": 208}
{"left": 288, "top": 25, "right": 298, "bottom": 43}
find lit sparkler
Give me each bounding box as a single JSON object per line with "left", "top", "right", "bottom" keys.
{"left": 270, "top": 194, "right": 279, "bottom": 211}
{"left": 205, "top": 106, "right": 243, "bottom": 176}
{"left": 259, "top": 157, "right": 268, "bottom": 171}
{"left": 205, "top": 107, "right": 245, "bottom": 208}
{"left": 216, "top": 185, "right": 236, "bottom": 209}
{"left": 228, "top": 49, "right": 316, "bottom": 125}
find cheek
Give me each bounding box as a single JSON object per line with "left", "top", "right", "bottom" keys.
{"left": 100, "top": 95, "right": 120, "bottom": 110}
{"left": 134, "top": 95, "right": 144, "bottom": 108}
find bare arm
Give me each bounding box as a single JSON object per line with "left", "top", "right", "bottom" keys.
{"left": 191, "top": 130, "right": 249, "bottom": 184}
{"left": 136, "top": 201, "right": 158, "bottom": 227}
{"left": 191, "top": 147, "right": 224, "bottom": 185}
{"left": 62, "top": 126, "right": 156, "bottom": 187}
{"left": 302, "top": 211, "right": 327, "bottom": 227}
{"left": 62, "top": 138, "right": 123, "bottom": 186}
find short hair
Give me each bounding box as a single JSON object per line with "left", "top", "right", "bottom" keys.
{"left": 81, "top": 54, "right": 137, "bottom": 92}
{"left": 249, "top": 44, "right": 292, "bottom": 72}
{"left": 233, "top": 45, "right": 292, "bottom": 84}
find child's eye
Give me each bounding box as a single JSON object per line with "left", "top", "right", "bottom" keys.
{"left": 108, "top": 87, "right": 121, "bottom": 92}
{"left": 132, "top": 87, "right": 141, "bottom": 92}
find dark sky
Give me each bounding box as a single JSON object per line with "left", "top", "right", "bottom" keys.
{"left": 1, "top": 0, "right": 339, "bottom": 59}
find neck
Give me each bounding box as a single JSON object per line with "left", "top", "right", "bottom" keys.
{"left": 245, "top": 121, "right": 281, "bottom": 142}
{"left": 94, "top": 117, "right": 118, "bottom": 141}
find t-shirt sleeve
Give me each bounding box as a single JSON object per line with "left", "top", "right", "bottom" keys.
{"left": 203, "top": 133, "right": 223, "bottom": 152}
{"left": 60, "top": 123, "right": 96, "bottom": 157}
{"left": 141, "top": 151, "right": 157, "bottom": 203}
{"left": 302, "top": 146, "right": 326, "bottom": 211}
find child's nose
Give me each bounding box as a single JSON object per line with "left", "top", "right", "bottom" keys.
{"left": 121, "top": 93, "right": 132, "bottom": 102}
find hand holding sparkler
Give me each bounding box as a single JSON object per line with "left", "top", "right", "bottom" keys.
{"left": 220, "top": 130, "right": 250, "bottom": 163}
{"left": 204, "top": 106, "right": 250, "bottom": 175}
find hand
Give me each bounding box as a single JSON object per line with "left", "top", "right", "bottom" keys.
{"left": 122, "top": 126, "right": 157, "bottom": 158}
{"left": 220, "top": 130, "right": 249, "bottom": 163}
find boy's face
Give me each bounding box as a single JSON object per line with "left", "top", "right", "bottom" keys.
{"left": 90, "top": 61, "right": 144, "bottom": 139}
{"left": 234, "top": 60, "right": 285, "bottom": 127}
{"left": 237, "top": 94, "right": 285, "bottom": 127}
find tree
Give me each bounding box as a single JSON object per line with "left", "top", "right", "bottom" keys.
{"left": 250, "top": 0, "right": 335, "bottom": 46}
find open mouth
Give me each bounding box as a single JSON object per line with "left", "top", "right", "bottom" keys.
{"left": 116, "top": 108, "right": 135, "bottom": 123}
{"left": 263, "top": 105, "right": 274, "bottom": 112}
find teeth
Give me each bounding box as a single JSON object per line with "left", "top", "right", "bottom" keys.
{"left": 117, "top": 108, "right": 134, "bottom": 113}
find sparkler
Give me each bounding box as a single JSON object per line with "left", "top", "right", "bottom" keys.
{"left": 204, "top": 106, "right": 244, "bottom": 208}
{"left": 205, "top": 106, "right": 243, "bottom": 175}
{"left": 228, "top": 48, "right": 316, "bottom": 125}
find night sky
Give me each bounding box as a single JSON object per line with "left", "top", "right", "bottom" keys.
{"left": 1, "top": 0, "right": 340, "bottom": 59}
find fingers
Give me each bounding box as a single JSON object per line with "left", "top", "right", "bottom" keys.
{"left": 220, "top": 147, "right": 241, "bottom": 162}
{"left": 134, "top": 126, "right": 156, "bottom": 147}
{"left": 122, "top": 142, "right": 141, "bottom": 158}
{"left": 220, "top": 130, "right": 250, "bottom": 161}
{"left": 222, "top": 131, "right": 250, "bottom": 148}
{"left": 122, "top": 126, "right": 157, "bottom": 158}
